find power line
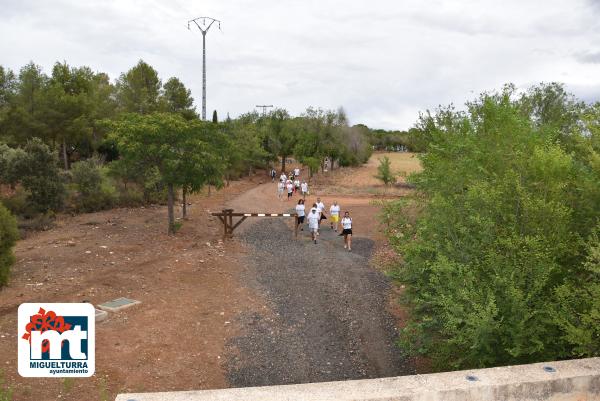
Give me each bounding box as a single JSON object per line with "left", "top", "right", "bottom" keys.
{"left": 188, "top": 16, "right": 222, "bottom": 120}
{"left": 256, "top": 105, "right": 274, "bottom": 116}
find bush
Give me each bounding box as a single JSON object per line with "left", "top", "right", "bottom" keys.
{"left": 14, "top": 139, "right": 64, "bottom": 213}
{"left": 375, "top": 156, "right": 396, "bottom": 186}
{"left": 70, "top": 158, "right": 116, "bottom": 212}
{"left": 385, "top": 84, "right": 600, "bottom": 370}
{"left": 0, "top": 204, "right": 18, "bottom": 288}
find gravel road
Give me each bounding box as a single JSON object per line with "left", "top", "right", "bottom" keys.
{"left": 225, "top": 217, "right": 414, "bottom": 387}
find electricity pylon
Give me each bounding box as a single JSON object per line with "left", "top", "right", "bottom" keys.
{"left": 188, "top": 16, "right": 221, "bottom": 120}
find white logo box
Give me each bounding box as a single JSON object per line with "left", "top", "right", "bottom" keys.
{"left": 18, "top": 303, "right": 95, "bottom": 377}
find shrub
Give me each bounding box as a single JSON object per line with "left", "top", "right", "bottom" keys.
{"left": 14, "top": 139, "right": 64, "bottom": 213}
{"left": 70, "top": 158, "right": 116, "bottom": 212}
{"left": 0, "top": 204, "right": 18, "bottom": 288}
{"left": 375, "top": 156, "right": 396, "bottom": 186}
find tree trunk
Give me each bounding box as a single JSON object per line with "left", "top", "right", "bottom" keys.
{"left": 182, "top": 186, "right": 188, "bottom": 220}
{"left": 167, "top": 183, "right": 175, "bottom": 234}
{"left": 62, "top": 138, "right": 69, "bottom": 170}
{"left": 281, "top": 155, "right": 286, "bottom": 173}
{"left": 207, "top": 185, "right": 211, "bottom": 196}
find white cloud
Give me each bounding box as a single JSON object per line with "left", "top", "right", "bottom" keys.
{"left": 1, "top": 0, "right": 599, "bottom": 129}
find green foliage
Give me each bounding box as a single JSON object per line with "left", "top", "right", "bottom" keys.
{"left": 383, "top": 83, "right": 600, "bottom": 369}
{"left": 115, "top": 60, "right": 161, "bottom": 114}
{"left": 160, "top": 77, "right": 196, "bottom": 119}
{"left": 212, "top": 109, "right": 218, "bottom": 123}
{"left": 13, "top": 138, "right": 64, "bottom": 214}
{"left": 70, "top": 157, "right": 116, "bottom": 212}
{"left": 375, "top": 156, "right": 396, "bottom": 186}
{"left": 107, "top": 113, "right": 224, "bottom": 233}
{"left": 0, "top": 204, "right": 18, "bottom": 288}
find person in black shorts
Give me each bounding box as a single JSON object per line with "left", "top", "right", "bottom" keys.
{"left": 340, "top": 211, "right": 353, "bottom": 251}
{"left": 295, "top": 199, "right": 305, "bottom": 230}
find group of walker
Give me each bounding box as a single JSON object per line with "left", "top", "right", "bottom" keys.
{"left": 271, "top": 166, "right": 353, "bottom": 251}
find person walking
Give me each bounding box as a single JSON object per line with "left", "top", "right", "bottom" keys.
{"left": 301, "top": 181, "right": 309, "bottom": 199}
{"left": 294, "top": 167, "right": 300, "bottom": 178}
{"left": 340, "top": 211, "right": 353, "bottom": 251}
{"left": 329, "top": 201, "right": 341, "bottom": 232}
{"left": 307, "top": 206, "right": 320, "bottom": 244}
{"left": 270, "top": 168, "right": 277, "bottom": 182}
{"left": 294, "top": 177, "right": 300, "bottom": 193}
{"left": 316, "top": 197, "right": 326, "bottom": 233}
{"left": 280, "top": 172, "right": 287, "bottom": 183}
{"left": 295, "top": 199, "right": 305, "bottom": 231}
{"left": 277, "top": 180, "right": 284, "bottom": 200}
{"left": 286, "top": 180, "right": 294, "bottom": 200}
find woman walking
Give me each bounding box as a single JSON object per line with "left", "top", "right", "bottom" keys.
{"left": 307, "top": 206, "right": 320, "bottom": 244}
{"left": 329, "top": 201, "right": 340, "bottom": 232}
{"left": 295, "top": 199, "right": 305, "bottom": 231}
{"left": 340, "top": 211, "right": 353, "bottom": 251}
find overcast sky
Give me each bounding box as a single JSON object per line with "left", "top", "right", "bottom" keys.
{"left": 1, "top": 0, "right": 600, "bottom": 129}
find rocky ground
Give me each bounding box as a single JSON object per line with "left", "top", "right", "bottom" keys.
{"left": 226, "top": 218, "right": 415, "bottom": 387}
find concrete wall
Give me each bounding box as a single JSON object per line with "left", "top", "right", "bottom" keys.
{"left": 116, "top": 357, "right": 600, "bottom": 401}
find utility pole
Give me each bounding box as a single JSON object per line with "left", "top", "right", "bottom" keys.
{"left": 188, "top": 16, "right": 221, "bottom": 120}
{"left": 256, "top": 104, "right": 273, "bottom": 116}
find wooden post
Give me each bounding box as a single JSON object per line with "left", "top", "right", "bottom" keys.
{"left": 225, "top": 209, "right": 234, "bottom": 238}
{"left": 222, "top": 209, "right": 229, "bottom": 240}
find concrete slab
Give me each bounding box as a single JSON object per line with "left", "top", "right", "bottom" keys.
{"left": 115, "top": 357, "right": 600, "bottom": 401}
{"left": 97, "top": 297, "right": 141, "bottom": 313}
{"left": 95, "top": 308, "right": 108, "bottom": 322}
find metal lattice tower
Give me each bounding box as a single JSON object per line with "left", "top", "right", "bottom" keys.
{"left": 188, "top": 17, "right": 221, "bottom": 120}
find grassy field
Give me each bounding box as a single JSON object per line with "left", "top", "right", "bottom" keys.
{"left": 311, "top": 152, "right": 422, "bottom": 197}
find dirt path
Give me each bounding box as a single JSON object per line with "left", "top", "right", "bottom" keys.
{"left": 223, "top": 182, "right": 415, "bottom": 386}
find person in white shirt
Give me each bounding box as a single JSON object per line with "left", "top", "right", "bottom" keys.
{"left": 340, "top": 211, "right": 353, "bottom": 251}
{"left": 279, "top": 173, "right": 287, "bottom": 183}
{"left": 315, "top": 198, "right": 326, "bottom": 233}
{"left": 294, "top": 167, "right": 300, "bottom": 177}
{"left": 295, "top": 199, "right": 305, "bottom": 231}
{"left": 307, "top": 206, "right": 320, "bottom": 244}
{"left": 294, "top": 178, "right": 300, "bottom": 193}
{"left": 301, "top": 181, "right": 308, "bottom": 199}
{"left": 329, "top": 201, "right": 341, "bottom": 232}
{"left": 277, "top": 181, "right": 284, "bottom": 200}
{"left": 286, "top": 181, "right": 294, "bottom": 200}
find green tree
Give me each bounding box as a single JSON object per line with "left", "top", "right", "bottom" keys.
{"left": 375, "top": 156, "right": 396, "bottom": 186}
{"left": 0, "top": 204, "right": 18, "bottom": 287}
{"left": 116, "top": 60, "right": 161, "bottom": 114}
{"left": 265, "top": 108, "right": 294, "bottom": 172}
{"left": 15, "top": 138, "right": 64, "bottom": 213}
{"left": 160, "top": 77, "right": 196, "bottom": 120}
{"left": 212, "top": 110, "right": 218, "bottom": 123}
{"left": 384, "top": 84, "right": 600, "bottom": 370}
{"left": 108, "top": 113, "right": 223, "bottom": 234}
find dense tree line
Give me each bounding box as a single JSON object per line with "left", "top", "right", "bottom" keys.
{"left": 382, "top": 83, "right": 600, "bottom": 369}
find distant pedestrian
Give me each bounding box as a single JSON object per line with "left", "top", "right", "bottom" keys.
{"left": 307, "top": 206, "right": 320, "bottom": 244}
{"left": 295, "top": 199, "right": 305, "bottom": 231}
{"left": 329, "top": 201, "right": 340, "bottom": 232}
{"left": 277, "top": 181, "right": 284, "bottom": 200}
{"left": 340, "top": 211, "right": 353, "bottom": 251}
{"left": 301, "top": 181, "right": 309, "bottom": 199}
{"left": 294, "top": 167, "right": 300, "bottom": 177}
{"left": 280, "top": 172, "right": 287, "bottom": 183}
{"left": 286, "top": 181, "right": 294, "bottom": 200}
{"left": 294, "top": 178, "right": 300, "bottom": 193}
{"left": 270, "top": 168, "right": 277, "bottom": 182}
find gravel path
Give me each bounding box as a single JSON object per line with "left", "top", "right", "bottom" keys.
{"left": 225, "top": 217, "right": 414, "bottom": 387}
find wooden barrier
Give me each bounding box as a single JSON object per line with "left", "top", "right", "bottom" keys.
{"left": 211, "top": 209, "right": 298, "bottom": 240}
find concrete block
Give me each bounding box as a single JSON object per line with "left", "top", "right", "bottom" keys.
{"left": 97, "top": 297, "right": 141, "bottom": 313}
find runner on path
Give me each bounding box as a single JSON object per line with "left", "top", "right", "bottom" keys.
{"left": 286, "top": 181, "right": 294, "bottom": 200}
{"left": 340, "top": 211, "right": 353, "bottom": 251}
{"left": 295, "top": 199, "right": 305, "bottom": 231}
{"left": 301, "top": 181, "right": 308, "bottom": 199}
{"left": 330, "top": 201, "right": 341, "bottom": 232}
{"left": 277, "top": 181, "right": 284, "bottom": 200}
{"left": 307, "top": 206, "right": 320, "bottom": 244}
{"left": 316, "top": 198, "right": 326, "bottom": 234}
